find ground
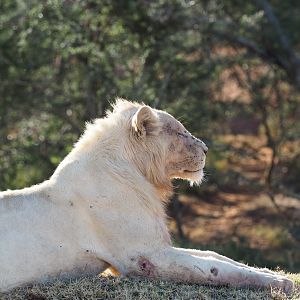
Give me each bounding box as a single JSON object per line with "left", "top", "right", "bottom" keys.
{"left": 1, "top": 273, "right": 299, "bottom": 300}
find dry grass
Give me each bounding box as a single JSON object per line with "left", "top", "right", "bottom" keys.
{"left": 1, "top": 273, "right": 299, "bottom": 300}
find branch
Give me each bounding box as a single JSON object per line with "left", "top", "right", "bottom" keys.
{"left": 255, "top": 0, "right": 295, "bottom": 59}
{"left": 255, "top": 0, "right": 300, "bottom": 87}
{"left": 210, "top": 29, "right": 289, "bottom": 70}
{"left": 211, "top": 29, "right": 266, "bottom": 57}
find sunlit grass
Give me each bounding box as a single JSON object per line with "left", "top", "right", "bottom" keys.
{"left": 2, "top": 273, "right": 299, "bottom": 300}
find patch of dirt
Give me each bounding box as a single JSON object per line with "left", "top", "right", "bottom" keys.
{"left": 175, "top": 192, "right": 298, "bottom": 243}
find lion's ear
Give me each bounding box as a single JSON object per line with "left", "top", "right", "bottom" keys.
{"left": 132, "top": 106, "right": 161, "bottom": 138}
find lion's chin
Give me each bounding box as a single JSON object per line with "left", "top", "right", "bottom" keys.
{"left": 188, "top": 169, "right": 204, "bottom": 186}
{"left": 174, "top": 169, "right": 204, "bottom": 186}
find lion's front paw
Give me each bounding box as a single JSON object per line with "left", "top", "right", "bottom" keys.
{"left": 274, "top": 276, "right": 294, "bottom": 295}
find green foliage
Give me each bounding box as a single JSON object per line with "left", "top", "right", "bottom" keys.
{"left": 0, "top": 0, "right": 299, "bottom": 191}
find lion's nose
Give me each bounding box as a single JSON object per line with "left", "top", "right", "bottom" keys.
{"left": 199, "top": 140, "right": 208, "bottom": 154}
{"left": 191, "top": 135, "right": 208, "bottom": 154}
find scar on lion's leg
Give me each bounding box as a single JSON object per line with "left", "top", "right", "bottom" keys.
{"left": 210, "top": 267, "right": 218, "bottom": 276}
{"left": 138, "top": 257, "right": 156, "bottom": 277}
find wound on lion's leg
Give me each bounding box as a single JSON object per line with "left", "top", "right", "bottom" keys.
{"left": 137, "top": 256, "right": 156, "bottom": 277}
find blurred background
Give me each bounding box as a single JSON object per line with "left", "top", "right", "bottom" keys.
{"left": 0, "top": 0, "right": 299, "bottom": 272}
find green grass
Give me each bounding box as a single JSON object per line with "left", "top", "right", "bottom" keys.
{"left": 1, "top": 273, "right": 299, "bottom": 300}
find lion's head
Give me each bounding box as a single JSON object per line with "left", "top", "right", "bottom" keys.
{"left": 74, "top": 99, "right": 207, "bottom": 200}
{"left": 111, "top": 99, "right": 208, "bottom": 196}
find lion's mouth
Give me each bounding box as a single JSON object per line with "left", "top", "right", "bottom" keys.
{"left": 184, "top": 169, "right": 201, "bottom": 173}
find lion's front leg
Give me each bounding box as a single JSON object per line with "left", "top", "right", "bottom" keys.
{"left": 124, "top": 247, "right": 293, "bottom": 295}
{"left": 175, "top": 247, "right": 277, "bottom": 275}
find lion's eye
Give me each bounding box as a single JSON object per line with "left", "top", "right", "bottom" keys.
{"left": 177, "top": 132, "right": 185, "bottom": 137}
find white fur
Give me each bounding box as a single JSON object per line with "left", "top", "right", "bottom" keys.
{"left": 0, "top": 99, "right": 293, "bottom": 294}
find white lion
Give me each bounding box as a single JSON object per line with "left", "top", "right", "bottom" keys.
{"left": 0, "top": 99, "right": 293, "bottom": 294}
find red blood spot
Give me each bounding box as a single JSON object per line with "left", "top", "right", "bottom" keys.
{"left": 210, "top": 267, "right": 218, "bottom": 276}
